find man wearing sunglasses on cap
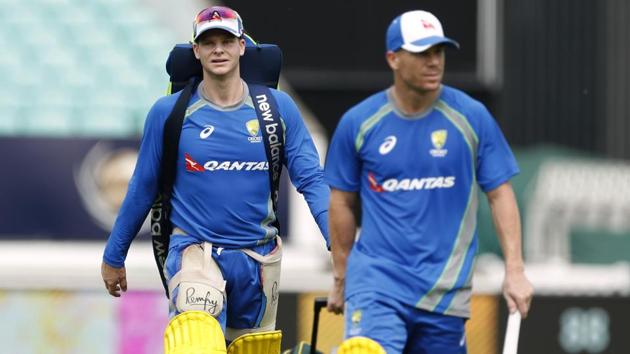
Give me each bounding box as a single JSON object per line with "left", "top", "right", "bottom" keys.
{"left": 101, "top": 5, "right": 330, "bottom": 345}
{"left": 324, "top": 10, "right": 533, "bottom": 353}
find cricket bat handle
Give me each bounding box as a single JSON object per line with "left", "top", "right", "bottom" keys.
{"left": 502, "top": 311, "right": 522, "bottom": 354}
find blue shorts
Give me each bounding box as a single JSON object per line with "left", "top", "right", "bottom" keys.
{"left": 344, "top": 292, "right": 467, "bottom": 354}
{"left": 165, "top": 234, "right": 276, "bottom": 333}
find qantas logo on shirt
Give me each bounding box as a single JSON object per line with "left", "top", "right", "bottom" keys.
{"left": 185, "top": 153, "right": 268, "bottom": 172}
{"left": 368, "top": 172, "right": 384, "bottom": 192}
{"left": 185, "top": 153, "right": 204, "bottom": 172}
{"left": 368, "top": 171, "right": 455, "bottom": 192}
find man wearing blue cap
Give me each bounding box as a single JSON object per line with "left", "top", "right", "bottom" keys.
{"left": 325, "top": 10, "right": 533, "bottom": 353}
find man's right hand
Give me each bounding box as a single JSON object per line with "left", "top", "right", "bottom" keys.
{"left": 101, "top": 261, "right": 128, "bottom": 297}
{"left": 326, "top": 277, "right": 345, "bottom": 314}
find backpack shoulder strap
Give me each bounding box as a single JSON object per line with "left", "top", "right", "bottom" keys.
{"left": 161, "top": 78, "right": 197, "bottom": 189}
{"left": 151, "top": 77, "right": 198, "bottom": 297}
{"left": 248, "top": 84, "right": 285, "bottom": 233}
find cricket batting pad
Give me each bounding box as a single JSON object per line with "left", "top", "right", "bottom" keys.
{"left": 164, "top": 311, "right": 227, "bottom": 354}
{"left": 337, "top": 337, "right": 386, "bottom": 354}
{"left": 227, "top": 330, "right": 282, "bottom": 354}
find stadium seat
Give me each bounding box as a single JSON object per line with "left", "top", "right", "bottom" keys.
{"left": 1, "top": 0, "right": 173, "bottom": 137}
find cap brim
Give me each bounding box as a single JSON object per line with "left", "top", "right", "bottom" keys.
{"left": 194, "top": 23, "right": 241, "bottom": 41}
{"left": 401, "top": 36, "right": 460, "bottom": 53}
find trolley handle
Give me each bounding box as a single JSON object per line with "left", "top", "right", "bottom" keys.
{"left": 310, "top": 297, "right": 329, "bottom": 354}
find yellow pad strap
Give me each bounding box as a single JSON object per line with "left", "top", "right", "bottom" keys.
{"left": 227, "top": 330, "right": 282, "bottom": 354}
{"left": 337, "top": 336, "right": 386, "bottom": 354}
{"left": 164, "top": 311, "right": 227, "bottom": 354}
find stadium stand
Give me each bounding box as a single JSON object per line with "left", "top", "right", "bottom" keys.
{"left": 477, "top": 146, "right": 630, "bottom": 264}
{"left": 0, "top": 0, "right": 173, "bottom": 137}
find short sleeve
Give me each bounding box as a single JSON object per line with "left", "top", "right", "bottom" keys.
{"left": 475, "top": 106, "right": 519, "bottom": 192}
{"left": 324, "top": 112, "right": 362, "bottom": 192}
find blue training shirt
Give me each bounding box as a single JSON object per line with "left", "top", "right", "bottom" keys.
{"left": 324, "top": 85, "right": 518, "bottom": 318}
{"left": 104, "top": 82, "right": 329, "bottom": 267}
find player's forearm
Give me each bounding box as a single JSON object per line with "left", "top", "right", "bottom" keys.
{"left": 103, "top": 192, "right": 154, "bottom": 267}
{"left": 290, "top": 172, "right": 331, "bottom": 246}
{"left": 284, "top": 133, "right": 331, "bottom": 244}
{"left": 314, "top": 211, "right": 330, "bottom": 248}
{"left": 329, "top": 210, "right": 356, "bottom": 281}
{"left": 298, "top": 176, "right": 331, "bottom": 244}
{"left": 329, "top": 190, "right": 357, "bottom": 281}
{"left": 103, "top": 163, "right": 159, "bottom": 267}
{"left": 487, "top": 182, "right": 524, "bottom": 272}
{"left": 103, "top": 112, "right": 164, "bottom": 266}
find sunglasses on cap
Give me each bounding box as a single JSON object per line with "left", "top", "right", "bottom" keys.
{"left": 193, "top": 6, "right": 244, "bottom": 40}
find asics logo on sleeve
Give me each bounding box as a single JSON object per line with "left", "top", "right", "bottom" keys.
{"left": 368, "top": 171, "right": 455, "bottom": 192}
{"left": 379, "top": 135, "right": 397, "bottom": 155}
{"left": 200, "top": 125, "right": 215, "bottom": 139}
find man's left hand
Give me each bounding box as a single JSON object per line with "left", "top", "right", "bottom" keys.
{"left": 502, "top": 269, "right": 533, "bottom": 318}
